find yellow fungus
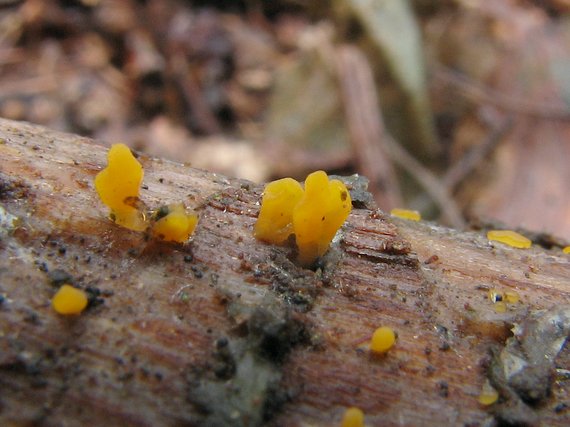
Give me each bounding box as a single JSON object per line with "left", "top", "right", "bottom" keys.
{"left": 390, "top": 208, "right": 421, "bottom": 221}
{"left": 494, "top": 301, "right": 507, "bottom": 313}
{"left": 95, "top": 143, "right": 147, "bottom": 231}
{"left": 504, "top": 290, "right": 520, "bottom": 304}
{"left": 254, "top": 171, "right": 351, "bottom": 265}
{"left": 151, "top": 203, "right": 198, "bottom": 243}
{"left": 254, "top": 178, "right": 303, "bottom": 244}
{"left": 563, "top": 246, "right": 570, "bottom": 254}
{"left": 487, "top": 230, "right": 531, "bottom": 249}
{"left": 341, "top": 407, "right": 364, "bottom": 427}
{"left": 370, "top": 326, "right": 396, "bottom": 354}
{"left": 478, "top": 380, "right": 499, "bottom": 406}
{"left": 52, "top": 284, "right": 88, "bottom": 315}
{"left": 293, "top": 171, "right": 352, "bottom": 265}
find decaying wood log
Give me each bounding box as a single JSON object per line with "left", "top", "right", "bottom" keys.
{"left": 0, "top": 118, "right": 569, "bottom": 426}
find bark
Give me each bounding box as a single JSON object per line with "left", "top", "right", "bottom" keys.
{"left": 0, "top": 118, "right": 568, "bottom": 427}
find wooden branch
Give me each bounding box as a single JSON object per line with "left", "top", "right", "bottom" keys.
{"left": 434, "top": 64, "right": 570, "bottom": 121}
{"left": 333, "top": 44, "right": 403, "bottom": 209}
{"left": 0, "top": 119, "right": 568, "bottom": 426}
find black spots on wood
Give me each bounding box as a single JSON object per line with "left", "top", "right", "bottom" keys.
{"left": 435, "top": 324, "right": 451, "bottom": 352}
{"left": 188, "top": 302, "right": 309, "bottom": 427}
{"left": 247, "top": 306, "right": 310, "bottom": 364}
{"left": 247, "top": 250, "right": 321, "bottom": 312}
{"left": 0, "top": 173, "right": 30, "bottom": 202}
{"left": 188, "top": 250, "right": 315, "bottom": 427}
{"left": 48, "top": 268, "right": 74, "bottom": 287}
{"left": 436, "top": 380, "right": 449, "bottom": 398}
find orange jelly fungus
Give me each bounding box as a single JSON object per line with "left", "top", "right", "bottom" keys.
{"left": 487, "top": 230, "right": 531, "bottom": 249}
{"left": 390, "top": 208, "right": 421, "bottom": 221}
{"left": 370, "top": 326, "right": 396, "bottom": 354}
{"left": 255, "top": 171, "right": 351, "bottom": 265}
{"left": 52, "top": 284, "right": 88, "bottom": 315}
{"left": 95, "top": 143, "right": 147, "bottom": 231}
{"left": 151, "top": 203, "right": 198, "bottom": 243}
{"left": 341, "top": 407, "right": 364, "bottom": 427}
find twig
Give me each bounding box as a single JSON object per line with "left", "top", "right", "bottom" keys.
{"left": 0, "top": 75, "right": 58, "bottom": 98}
{"left": 383, "top": 134, "right": 466, "bottom": 229}
{"left": 443, "top": 117, "right": 513, "bottom": 190}
{"left": 169, "top": 53, "right": 222, "bottom": 135}
{"left": 330, "top": 43, "right": 464, "bottom": 228}
{"left": 434, "top": 64, "right": 570, "bottom": 121}
{"left": 333, "top": 44, "right": 403, "bottom": 209}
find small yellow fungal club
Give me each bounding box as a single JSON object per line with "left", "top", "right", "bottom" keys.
{"left": 478, "top": 380, "right": 499, "bottom": 406}
{"left": 563, "top": 246, "right": 570, "bottom": 254}
{"left": 294, "top": 171, "right": 352, "bottom": 265}
{"left": 390, "top": 208, "right": 421, "bottom": 221}
{"left": 255, "top": 171, "right": 351, "bottom": 265}
{"left": 487, "top": 230, "right": 531, "bottom": 249}
{"left": 370, "top": 326, "right": 396, "bottom": 354}
{"left": 341, "top": 407, "right": 364, "bottom": 427}
{"left": 95, "top": 143, "right": 147, "bottom": 231}
{"left": 52, "top": 284, "right": 88, "bottom": 315}
{"left": 151, "top": 203, "right": 198, "bottom": 243}
{"left": 489, "top": 289, "right": 519, "bottom": 312}
{"left": 254, "top": 178, "right": 303, "bottom": 244}
{"left": 494, "top": 301, "right": 507, "bottom": 313}
{"left": 504, "top": 290, "right": 520, "bottom": 304}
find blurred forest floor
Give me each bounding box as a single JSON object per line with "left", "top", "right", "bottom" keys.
{"left": 2, "top": 0, "right": 570, "bottom": 238}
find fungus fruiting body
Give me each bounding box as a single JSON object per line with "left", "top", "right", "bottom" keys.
{"left": 52, "top": 284, "right": 88, "bottom": 315}
{"left": 151, "top": 203, "right": 198, "bottom": 243}
{"left": 341, "top": 407, "right": 364, "bottom": 427}
{"left": 254, "top": 177, "right": 303, "bottom": 244}
{"left": 504, "top": 290, "right": 520, "bottom": 304}
{"left": 95, "top": 144, "right": 198, "bottom": 242}
{"left": 494, "top": 301, "right": 507, "bottom": 313}
{"left": 294, "top": 171, "right": 352, "bottom": 265}
{"left": 255, "top": 171, "right": 351, "bottom": 265}
{"left": 563, "top": 246, "right": 570, "bottom": 254}
{"left": 478, "top": 380, "right": 499, "bottom": 406}
{"left": 390, "top": 208, "right": 421, "bottom": 221}
{"left": 488, "top": 288, "right": 519, "bottom": 312}
{"left": 487, "top": 230, "right": 531, "bottom": 249}
{"left": 370, "top": 326, "right": 396, "bottom": 354}
{"left": 94, "top": 143, "right": 147, "bottom": 231}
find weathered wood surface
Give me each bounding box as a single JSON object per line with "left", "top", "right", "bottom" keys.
{"left": 0, "top": 118, "right": 568, "bottom": 426}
